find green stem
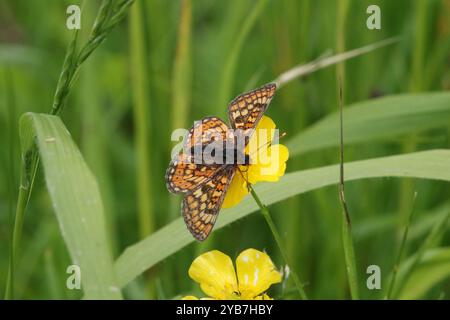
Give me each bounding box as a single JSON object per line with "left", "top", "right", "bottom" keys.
{"left": 5, "top": 152, "right": 39, "bottom": 299}
{"left": 8, "top": 31, "right": 79, "bottom": 297}
{"left": 249, "top": 187, "right": 308, "bottom": 300}
{"left": 5, "top": 28, "right": 78, "bottom": 299}
{"left": 4, "top": 188, "right": 26, "bottom": 299}
{"left": 399, "top": 0, "right": 427, "bottom": 224}
{"left": 338, "top": 76, "right": 359, "bottom": 300}
{"left": 171, "top": 0, "right": 192, "bottom": 130}
{"left": 129, "top": 0, "right": 154, "bottom": 240}
{"left": 338, "top": 153, "right": 359, "bottom": 299}
{"left": 7, "top": 34, "right": 81, "bottom": 297}
{"left": 129, "top": 1, "right": 155, "bottom": 299}
{"left": 216, "top": 0, "right": 269, "bottom": 108}
{"left": 340, "top": 206, "right": 359, "bottom": 299}
{"left": 4, "top": 0, "right": 134, "bottom": 299}
{"left": 336, "top": 0, "right": 359, "bottom": 296}
{"left": 386, "top": 192, "right": 417, "bottom": 299}
{"left": 392, "top": 211, "right": 449, "bottom": 299}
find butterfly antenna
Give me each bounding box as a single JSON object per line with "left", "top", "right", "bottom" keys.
{"left": 248, "top": 132, "right": 287, "bottom": 157}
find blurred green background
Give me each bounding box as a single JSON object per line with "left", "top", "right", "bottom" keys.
{"left": 1, "top": 0, "right": 450, "bottom": 299}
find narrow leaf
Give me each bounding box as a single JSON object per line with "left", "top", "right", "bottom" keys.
{"left": 115, "top": 149, "right": 450, "bottom": 288}
{"left": 19, "top": 113, "right": 121, "bottom": 299}
{"left": 397, "top": 248, "right": 450, "bottom": 299}
{"left": 286, "top": 93, "right": 450, "bottom": 156}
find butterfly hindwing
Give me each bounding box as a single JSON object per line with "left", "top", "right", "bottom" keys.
{"left": 165, "top": 153, "right": 225, "bottom": 194}
{"left": 181, "top": 166, "right": 235, "bottom": 241}
{"left": 166, "top": 116, "right": 234, "bottom": 194}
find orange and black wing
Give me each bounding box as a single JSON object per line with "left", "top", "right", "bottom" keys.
{"left": 165, "top": 153, "right": 225, "bottom": 194}
{"left": 183, "top": 116, "right": 233, "bottom": 151}
{"left": 166, "top": 116, "right": 232, "bottom": 194}
{"left": 227, "top": 83, "right": 276, "bottom": 143}
{"left": 181, "top": 166, "right": 235, "bottom": 241}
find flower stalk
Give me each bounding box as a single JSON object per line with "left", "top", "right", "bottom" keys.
{"left": 338, "top": 80, "right": 360, "bottom": 300}
{"left": 249, "top": 186, "right": 308, "bottom": 300}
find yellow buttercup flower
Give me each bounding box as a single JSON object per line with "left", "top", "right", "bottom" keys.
{"left": 222, "top": 116, "right": 289, "bottom": 208}
{"left": 183, "top": 248, "right": 282, "bottom": 300}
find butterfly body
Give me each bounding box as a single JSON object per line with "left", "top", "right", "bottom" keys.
{"left": 206, "top": 147, "right": 250, "bottom": 165}
{"left": 166, "top": 83, "right": 277, "bottom": 241}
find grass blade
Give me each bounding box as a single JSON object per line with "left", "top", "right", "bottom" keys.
{"left": 19, "top": 113, "right": 121, "bottom": 299}
{"left": 286, "top": 92, "right": 450, "bottom": 156}
{"left": 216, "top": 0, "right": 270, "bottom": 107}
{"left": 396, "top": 248, "right": 450, "bottom": 299}
{"left": 386, "top": 192, "right": 418, "bottom": 299}
{"left": 171, "top": 0, "right": 192, "bottom": 129}
{"left": 391, "top": 211, "right": 450, "bottom": 298}
{"left": 274, "top": 37, "right": 399, "bottom": 88}
{"left": 337, "top": 79, "right": 359, "bottom": 299}
{"left": 3, "top": 68, "right": 18, "bottom": 299}
{"left": 114, "top": 149, "right": 450, "bottom": 288}
{"left": 129, "top": 0, "right": 154, "bottom": 239}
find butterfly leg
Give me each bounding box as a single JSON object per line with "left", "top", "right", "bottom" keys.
{"left": 237, "top": 166, "right": 252, "bottom": 193}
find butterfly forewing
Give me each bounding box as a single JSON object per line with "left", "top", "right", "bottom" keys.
{"left": 228, "top": 83, "right": 276, "bottom": 137}
{"left": 181, "top": 166, "right": 235, "bottom": 241}
{"left": 184, "top": 116, "right": 233, "bottom": 151}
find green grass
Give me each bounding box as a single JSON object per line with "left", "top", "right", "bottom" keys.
{"left": 114, "top": 149, "right": 450, "bottom": 289}
{"left": 1, "top": 0, "right": 450, "bottom": 299}
{"left": 19, "top": 113, "right": 121, "bottom": 299}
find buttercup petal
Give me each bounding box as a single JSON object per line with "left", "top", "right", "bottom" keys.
{"left": 235, "top": 249, "right": 282, "bottom": 299}
{"left": 182, "top": 296, "right": 214, "bottom": 300}
{"left": 246, "top": 116, "right": 276, "bottom": 155}
{"left": 221, "top": 116, "right": 289, "bottom": 209}
{"left": 222, "top": 170, "right": 249, "bottom": 208}
{"left": 248, "top": 144, "right": 289, "bottom": 183}
{"left": 258, "top": 115, "right": 276, "bottom": 132}
{"left": 188, "top": 250, "right": 239, "bottom": 299}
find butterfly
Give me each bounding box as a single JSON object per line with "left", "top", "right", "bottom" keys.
{"left": 165, "top": 83, "right": 277, "bottom": 241}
